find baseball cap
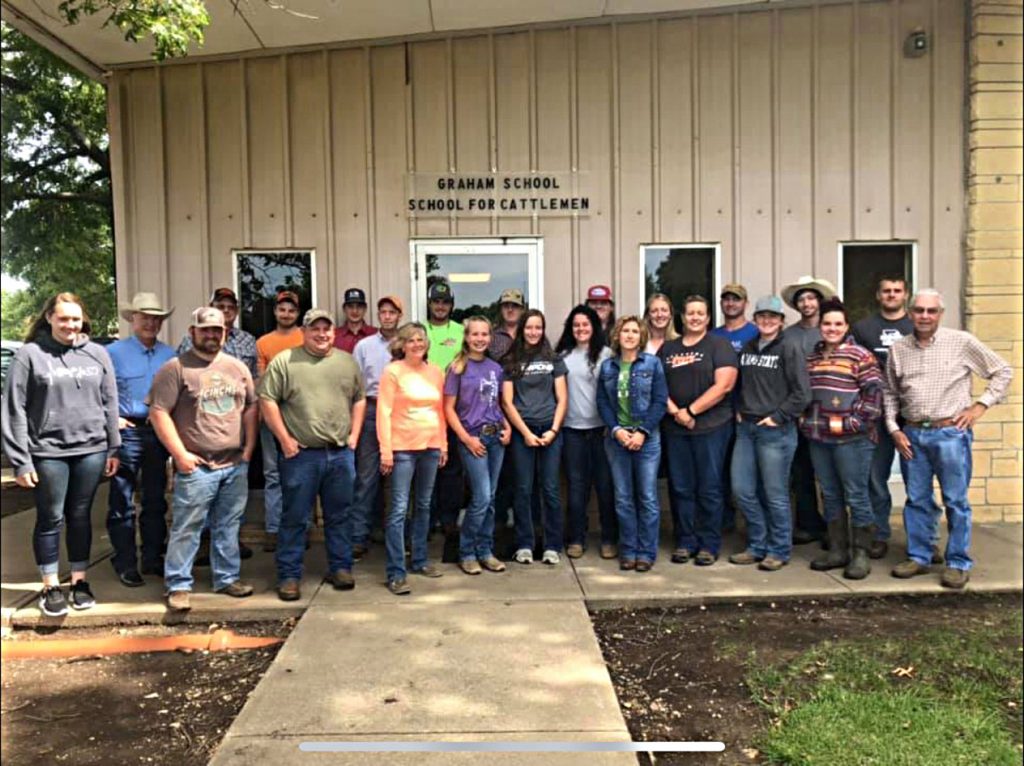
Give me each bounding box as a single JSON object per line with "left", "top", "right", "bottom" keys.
{"left": 209, "top": 287, "right": 238, "bottom": 305}
{"left": 343, "top": 287, "right": 367, "bottom": 305}
{"left": 377, "top": 295, "right": 405, "bottom": 314}
{"left": 498, "top": 288, "right": 525, "bottom": 307}
{"left": 753, "top": 295, "right": 785, "bottom": 317}
{"left": 276, "top": 290, "right": 300, "bottom": 306}
{"left": 303, "top": 308, "right": 335, "bottom": 327}
{"left": 586, "top": 285, "right": 613, "bottom": 302}
{"left": 720, "top": 283, "right": 748, "bottom": 301}
{"left": 191, "top": 306, "right": 226, "bottom": 328}
{"left": 428, "top": 281, "right": 455, "bottom": 302}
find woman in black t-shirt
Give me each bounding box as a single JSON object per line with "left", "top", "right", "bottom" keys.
{"left": 658, "top": 295, "right": 739, "bottom": 565}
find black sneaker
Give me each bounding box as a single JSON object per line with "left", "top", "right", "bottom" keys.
{"left": 39, "top": 586, "right": 68, "bottom": 617}
{"left": 118, "top": 569, "right": 145, "bottom": 588}
{"left": 70, "top": 580, "right": 96, "bottom": 610}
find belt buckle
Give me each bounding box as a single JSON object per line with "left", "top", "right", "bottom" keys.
{"left": 481, "top": 424, "right": 498, "bottom": 436}
{"left": 921, "top": 419, "right": 932, "bottom": 429}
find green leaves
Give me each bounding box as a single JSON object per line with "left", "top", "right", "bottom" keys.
{"left": 56, "top": 0, "right": 210, "bottom": 60}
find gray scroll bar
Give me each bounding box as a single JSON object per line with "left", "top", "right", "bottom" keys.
{"left": 299, "top": 742, "right": 725, "bottom": 752}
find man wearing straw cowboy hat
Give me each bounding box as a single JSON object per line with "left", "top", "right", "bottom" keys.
{"left": 781, "top": 275, "right": 837, "bottom": 547}
{"left": 105, "top": 292, "right": 177, "bottom": 587}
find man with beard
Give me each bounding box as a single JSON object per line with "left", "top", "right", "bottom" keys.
{"left": 351, "top": 295, "right": 404, "bottom": 557}
{"left": 260, "top": 309, "right": 366, "bottom": 601}
{"left": 106, "top": 292, "right": 177, "bottom": 587}
{"left": 149, "top": 307, "right": 258, "bottom": 612}
{"left": 424, "top": 281, "right": 464, "bottom": 539}
{"left": 781, "top": 276, "right": 837, "bottom": 546}
{"left": 255, "top": 290, "right": 304, "bottom": 552}
{"left": 489, "top": 288, "right": 525, "bottom": 361}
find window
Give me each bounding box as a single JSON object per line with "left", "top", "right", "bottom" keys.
{"left": 233, "top": 250, "right": 315, "bottom": 338}
{"left": 410, "top": 238, "right": 543, "bottom": 324}
{"left": 838, "top": 242, "right": 916, "bottom": 324}
{"left": 641, "top": 244, "right": 721, "bottom": 326}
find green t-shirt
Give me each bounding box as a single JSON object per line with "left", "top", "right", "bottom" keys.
{"left": 258, "top": 346, "right": 364, "bottom": 447}
{"left": 425, "top": 320, "right": 464, "bottom": 373}
{"left": 617, "top": 360, "right": 637, "bottom": 428}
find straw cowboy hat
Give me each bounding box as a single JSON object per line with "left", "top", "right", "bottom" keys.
{"left": 119, "top": 292, "right": 175, "bottom": 321}
{"left": 781, "top": 276, "right": 837, "bottom": 309}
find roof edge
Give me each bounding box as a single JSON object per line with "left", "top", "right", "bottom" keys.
{"left": 1, "top": 0, "right": 107, "bottom": 81}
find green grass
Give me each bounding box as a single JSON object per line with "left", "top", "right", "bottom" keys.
{"left": 745, "top": 608, "right": 1023, "bottom": 765}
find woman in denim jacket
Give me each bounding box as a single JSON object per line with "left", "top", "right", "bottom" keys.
{"left": 597, "top": 316, "right": 668, "bottom": 571}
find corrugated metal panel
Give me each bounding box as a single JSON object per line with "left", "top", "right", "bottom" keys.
{"left": 110, "top": 0, "right": 966, "bottom": 341}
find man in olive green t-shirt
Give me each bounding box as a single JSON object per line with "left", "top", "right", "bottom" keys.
{"left": 259, "top": 309, "right": 365, "bottom": 601}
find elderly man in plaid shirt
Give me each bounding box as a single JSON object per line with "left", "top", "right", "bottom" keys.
{"left": 883, "top": 289, "right": 1012, "bottom": 589}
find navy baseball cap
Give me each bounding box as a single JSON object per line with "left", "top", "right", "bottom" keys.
{"left": 343, "top": 287, "right": 367, "bottom": 306}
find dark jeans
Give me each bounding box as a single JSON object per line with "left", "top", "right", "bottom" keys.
{"left": 562, "top": 427, "right": 617, "bottom": 547}
{"left": 791, "top": 433, "right": 824, "bottom": 536}
{"left": 509, "top": 422, "right": 563, "bottom": 552}
{"left": 33, "top": 451, "right": 108, "bottom": 576}
{"left": 351, "top": 399, "right": 384, "bottom": 546}
{"left": 107, "top": 426, "right": 168, "bottom": 573}
{"left": 665, "top": 422, "right": 733, "bottom": 556}
{"left": 808, "top": 437, "right": 875, "bottom": 528}
{"left": 605, "top": 430, "right": 662, "bottom": 563}
{"left": 431, "top": 428, "right": 464, "bottom": 528}
{"left": 276, "top": 446, "right": 355, "bottom": 583}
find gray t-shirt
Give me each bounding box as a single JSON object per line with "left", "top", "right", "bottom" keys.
{"left": 562, "top": 346, "right": 613, "bottom": 429}
{"left": 783, "top": 323, "right": 822, "bottom": 358}
{"left": 852, "top": 313, "right": 914, "bottom": 368}
{"left": 509, "top": 355, "right": 568, "bottom": 426}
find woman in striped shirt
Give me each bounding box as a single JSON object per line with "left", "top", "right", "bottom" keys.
{"left": 799, "top": 298, "right": 883, "bottom": 580}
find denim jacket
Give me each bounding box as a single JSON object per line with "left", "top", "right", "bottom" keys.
{"left": 596, "top": 352, "right": 668, "bottom": 436}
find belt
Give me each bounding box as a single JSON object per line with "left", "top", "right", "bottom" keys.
{"left": 905, "top": 417, "right": 957, "bottom": 429}
{"left": 365, "top": 396, "right": 378, "bottom": 403}
{"left": 125, "top": 416, "right": 151, "bottom": 428}
{"left": 477, "top": 423, "right": 502, "bottom": 437}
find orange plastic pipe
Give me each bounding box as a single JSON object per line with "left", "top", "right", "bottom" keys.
{"left": 1, "top": 629, "right": 283, "bottom": 660}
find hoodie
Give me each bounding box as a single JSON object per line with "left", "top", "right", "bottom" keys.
{"left": 1, "top": 332, "right": 120, "bottom": 477}
{"left": 735, "top": 334, "right": 811, "bottom": 425}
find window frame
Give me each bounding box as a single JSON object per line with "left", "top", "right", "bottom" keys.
{"left": 836, "top": 240, "right": 918, "bottom": 304}
{"left": 638, "top": 242, "right": 723, "bottom": 326}
{"left": 408, "top": 237, "right": 544, "bottom": 323}
{"left": 231, "top": 248, "right": 317, "bottom": 333}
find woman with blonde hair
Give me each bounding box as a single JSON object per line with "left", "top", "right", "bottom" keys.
{"left": 377, "top": 322, "right": 447, "bottom": 595}
{"left": 444, "top": 317, "right": 512, "bottom": 575}
{"left": 643, "top": 293, "right": 679, "bottom": 355}
{"left": 597, "top": 315, "right": 667, "bottom": 572}
{"left": 2, "top": 292, "right": 120, "bottom": 616}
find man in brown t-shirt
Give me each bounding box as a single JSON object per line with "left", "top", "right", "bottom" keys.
{"left": 148, "top": 307, "right": 258, "bottom": 612}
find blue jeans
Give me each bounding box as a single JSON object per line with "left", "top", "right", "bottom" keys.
{"left": 351, "top": 399, "right": 382, "bottom": 546}
{"left": 165, "top": 461, "right": 248, "bottom": 592}
{"left": 107, "top": 426, "right": 168, "bottom": 573}
{"left": 902, "top": 426, "right": 974, "bottom": 571}
{"left": 260, "top": 423, "right": 282, "bottom": 534}
{"left": 563, "top": 427, "right": 617, "bottom": 547}
{"left": 458, "top": 435, "right": 505, "bottom": 561}
{"left": 509, "top": 423, "right": 564, "bottom": 552}
{"left": 791, "top": 433, "right": 824, "bottom": 536}
{"left": 665, "top": 422, "right": 733, "bottom": 556}
{"left": 732, "top": 420, "right": 798, "bottom": 561}
{"left": 276, "top": 446, "right": 355, "bottom": 583}
{"left": 388, "top": 449, "right": 440, "bottom": 580}
{"left": 605, "top": 430, "right": 662, "bottom": 563}
{"left": 808, "top": 437, "right": 875, "bottom": 528}
{"left": 33, "top": 451, "right": 108, "bottom": 576}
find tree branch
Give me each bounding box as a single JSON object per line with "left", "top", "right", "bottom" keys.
{"left": 11, "top": 191, "right": 111, "bottom": 208}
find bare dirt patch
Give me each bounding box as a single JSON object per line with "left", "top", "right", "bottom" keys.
{"left": 1, "top": 619, "right": 292, "bottom": 766}
{"left": 592, "top": 593, "right": 1023, "bottom": 766}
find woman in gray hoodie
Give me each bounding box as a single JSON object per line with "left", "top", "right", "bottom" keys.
{"left": 2, "top": 293, "right": 120, "bottom": 617}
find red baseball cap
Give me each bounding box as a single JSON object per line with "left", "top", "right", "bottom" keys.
{"left": 586, "top": 285, "right": 614, "bottom": 302}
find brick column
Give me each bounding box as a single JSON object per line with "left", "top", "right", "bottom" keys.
{"left": 966, "top": 0, "right": 1023, "bottom": 522}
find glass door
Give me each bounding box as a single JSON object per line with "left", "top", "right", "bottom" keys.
{"left": 409, "top": 238, "right": 543, "bottom": 323}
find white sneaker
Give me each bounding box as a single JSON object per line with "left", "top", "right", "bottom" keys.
{"left": 542, "top": 550, "right": 560, "bottom": 565}
{"left": 513, "top": 548, "right": 533, "bottom": 564}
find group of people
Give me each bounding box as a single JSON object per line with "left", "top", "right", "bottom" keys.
{"left": 1, "top": 273, "right": 1011, "bottom": 615}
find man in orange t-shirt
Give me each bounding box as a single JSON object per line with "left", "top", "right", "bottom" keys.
{"left": 255, "top": 291, "right": 304, "bottom": 550}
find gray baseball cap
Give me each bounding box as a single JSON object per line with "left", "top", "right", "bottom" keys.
{"left": 303, "top": 308, "right": 335, "bottom": 327}
{"left": 753, "top": 295, "right": 785, "bottom": 317}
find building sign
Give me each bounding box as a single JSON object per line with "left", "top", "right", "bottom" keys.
{"left": 407, "top": 172, "right": 589, "bottom": 218}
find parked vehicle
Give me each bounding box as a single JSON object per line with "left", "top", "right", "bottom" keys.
{"left": 1, "top": 340, "right": 23, "bottom": 391}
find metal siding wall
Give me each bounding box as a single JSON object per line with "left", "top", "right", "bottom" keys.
{"left": 110, "top": 0, "right": 966, "bottom": 327}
